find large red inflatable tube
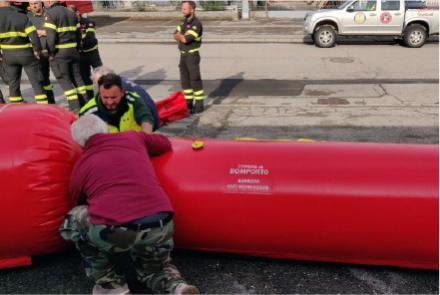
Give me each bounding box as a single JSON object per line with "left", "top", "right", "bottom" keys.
{"left": 153, "top": 138, "right": 439, "bottom": 270}
{"left": 0, "top": 105, "right": 438, "bottom": 270}
{"left": 0, "top": 105, "right": 81, "bottom": 269}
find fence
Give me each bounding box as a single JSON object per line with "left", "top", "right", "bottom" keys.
{"left": 92, "top": 0, "right": 438, "bottom": 12}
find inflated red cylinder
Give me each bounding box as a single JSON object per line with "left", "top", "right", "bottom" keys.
{"left": 0, "top": 105, "right": 81, "bottom": 269}
{"left": 153, "top": 138, "right": 439, "bottom": 270}
{"left": 0, "top": 105, "right": 437, "bottom": 270}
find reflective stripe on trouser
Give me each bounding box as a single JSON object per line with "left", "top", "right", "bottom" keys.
{"left": 50, "top": 49, "right": 89, "bottom": 110}
{"left": 179, "top": 53, "right": 203, "bottom": 101}
{"left": 35, "top": 94, "right": 48, "bottom": 104}
{"left": 183, "top": 89, "right": 193, "bottom": 100}
{"left": 2, "top": 50, "right": 47, "bottom": 104}
{"left": 77, "top": 85, "right": 87, "bottom": 95}
{"left": 59, "top": 206, "right": 186, "bottom": 293}
{"left": 43, "top": 84, "right": 53, "bottom": 91}
{"left": 9, "top": 96, "right": 23, "bottom": 103}
{"left": 194, "top": 89, "right": 204, "bottom": 101}
{"left": 64, "top": 89, "right": 78, "bottom": 101}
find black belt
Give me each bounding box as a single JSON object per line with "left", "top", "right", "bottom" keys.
{"left": 121, "top": 212, "right": 173, "bottom": 231}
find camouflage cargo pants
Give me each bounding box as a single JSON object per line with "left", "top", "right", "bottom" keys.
{"left": 59, "top": 205, "right": 185, "bottom": 294}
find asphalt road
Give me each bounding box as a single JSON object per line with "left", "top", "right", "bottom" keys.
{"left": 1, "top": 41, "right": 438, "bottom": 294}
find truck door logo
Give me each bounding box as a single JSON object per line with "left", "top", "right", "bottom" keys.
{"left": 380, "top": 12, "right": 392, "bottom": 24}
{"left": 354, "top": 12, "right": 367, "bottom": 24}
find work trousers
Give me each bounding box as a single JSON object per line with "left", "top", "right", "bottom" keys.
{"left": 0, "top": 60, "right": 6, "bottom": 104}
{"left": 39, "top": 54, "right": 55, "bottom": 104}
{"left": 2, "top": 49, "right": 47, "bottom": 104}
{"left": 179, "top": 53, "right": 204, "bottom": 102}
{"left": 51, "top": 48, "right": 89, "bottom": 112}
{"left": 80, "top": 49, "right": 103, "bottom": 99}
{"left": 59, "top": 206, "right": 185, "bottom": 294}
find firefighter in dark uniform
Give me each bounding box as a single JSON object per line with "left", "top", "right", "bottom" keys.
{"left": 10, "top": 1, "right": 29, "bottom": 13}
{"left": 69, "top": 4, "right": 102, "bottom": 100}
{"left": 0, "top": 0, "right": 48, "bottom": 104}
{"left": 43, "top": 0, "right": 89, "bottom": 112}
{"left": 0, "top": 57, "right": 7, "bottom": 103}
{"left": 28, "top": 0, "right": 55, "bottom": 104}
{"left": 174, "top": 1, "right": 205, "bottom": 114}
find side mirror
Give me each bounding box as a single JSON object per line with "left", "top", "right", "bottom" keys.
{"left": 347, "top": 6, "right": 354, "bottom": 12}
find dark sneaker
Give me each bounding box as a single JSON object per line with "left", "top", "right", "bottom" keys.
{"left": 193, "top": 100, "right": 204, "bottom": 114}
{"left": 92, "top": 283, "right": 130, "bottom": 295}
{"left": 173, "top": 283, "right": 200, "bottom": 295}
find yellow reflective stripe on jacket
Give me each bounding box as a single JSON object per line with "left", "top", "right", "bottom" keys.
{"left": 85, "top": 28, "right": 95, "bottom": 33}
{"left": 43, "top": 22, "right": 57, "bottom": 30}
{"left": 56, "top": 26, "right": 78, "bottom": 33}
{"left": 79, "top": 98, "right": 141, "bottom": 133}
{"left": 55, "top": 42, "right": 77, "bottom": 49}
{"left": 185, "top": 29, "right": 199, "bottom": 38}
{"left": 82, "top": 44, "right": 98, "bottom": 53}
{"left": 0, "top": 31, "right": 28, "bottom": 38}
{"left": 79, "top": 97, "right": 97, "bottom": 116}
{"left": 176, "top": 25, "right": 181, "bottom": 32}
{"left": 0, "top": 43, "right": 32, "bottom": 49}
{"left": 25, "top": 26, "right": 36, "bottom": 35}
{"left": 108, "top": 103, "right": 141, "bottom": 134}
{"left": 185, "top": 30, "right": 202, "bottom": 41}
{"left": 181, "top": 47, "right": 200, "bottom": 54}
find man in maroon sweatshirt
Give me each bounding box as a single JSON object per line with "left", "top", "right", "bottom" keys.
{"left": 60, "top": 114, "right": 199, "bottom": 295}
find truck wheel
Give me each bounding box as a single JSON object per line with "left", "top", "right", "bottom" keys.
{"left": 314, "top": 26, "right": 337, "bottom": 48}
{"left": 403, "top": 24, "right": 427, "bottom": 48}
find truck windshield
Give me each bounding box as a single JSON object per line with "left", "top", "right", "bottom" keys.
{"left": 337, "top": 0, "right": 353, "bottom": 9}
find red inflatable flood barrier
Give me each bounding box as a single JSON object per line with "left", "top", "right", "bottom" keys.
{"left": 153, "top": 138, "right": 439, "bottom": 270}
{"left": 0, "top": 105, "right": 438, "bottom": 270}
{"left": 0, "top": 105, "right": 81, "bottom": 269}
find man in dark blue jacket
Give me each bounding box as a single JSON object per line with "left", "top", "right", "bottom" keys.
{"left": 91, "top": 66, "right": 160, "bottom": 131}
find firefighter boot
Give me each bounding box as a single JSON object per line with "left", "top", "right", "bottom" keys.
{"left": 186, "top": 99, "right": 193, "bottom": 112}
{"left": 193, "top": 100, "right": 204, "bottom": 114}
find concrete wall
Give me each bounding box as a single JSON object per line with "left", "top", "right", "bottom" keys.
{"left": 251, "top": 10, "right": 310, "bottom": 18}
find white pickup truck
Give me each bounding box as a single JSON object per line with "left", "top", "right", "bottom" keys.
{"left": 304, "top": 0, "right": 439, "bottom": 47}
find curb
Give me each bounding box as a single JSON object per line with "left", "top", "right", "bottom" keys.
{"left": 99, "top": 38, "right": 311, "bottom": 44}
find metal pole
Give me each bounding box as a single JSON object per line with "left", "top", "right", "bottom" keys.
{"left": 242, "top": 0, "right": 249, "bottom": 19}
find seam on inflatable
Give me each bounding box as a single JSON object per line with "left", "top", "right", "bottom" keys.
{"left": 0, "top": 104, "right": 10, "bottom": 114}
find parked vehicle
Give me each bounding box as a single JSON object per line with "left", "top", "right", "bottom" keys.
{"left": 304, "top": 0, "right": 439, "bottom": 47}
